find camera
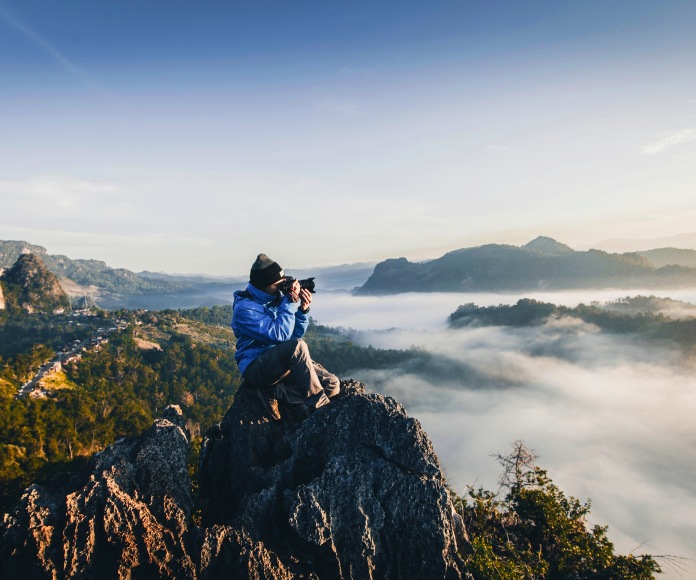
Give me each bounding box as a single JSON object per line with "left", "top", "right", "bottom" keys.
{"left": 279, "top": 276, "right": 316, "bottom": 294}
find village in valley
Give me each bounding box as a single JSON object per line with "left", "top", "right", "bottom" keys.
{"left": 16, "top": 310, "right": 128, "bottom": 399}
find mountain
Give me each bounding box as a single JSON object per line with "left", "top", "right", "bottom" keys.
{"left": 0, "top": 241, "right": 246, "bottom": 310}
{"left": 593, "top": 232, "right": 696, "bottom": 253}
{"left": 0, "top": 240, "right": 183, "bottom": 295}
{"left": 1, "top": 241, "right": 375, "bottom": 310}
{"left": 637, "top": 247, "right": 696, "bottom": 268}
{"left": 523, "top": 235, "right": 574, "bottom": 256}
{"left": 355, "top": 238, "right": 696, "bottom": 295}
{"left": 0, "top": 253, "right": 70, "bottom": 315}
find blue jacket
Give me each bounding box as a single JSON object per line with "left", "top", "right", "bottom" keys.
{"left": 231, "top": 283, "right": 309, "bottom": 376}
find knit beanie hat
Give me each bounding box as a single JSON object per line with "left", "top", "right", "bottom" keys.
{"left": 250, "top": 253, "right": 284, "bottom": 289}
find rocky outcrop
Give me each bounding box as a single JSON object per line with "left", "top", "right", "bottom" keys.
{"left": 1, "top": 385, "right": 467, "bottom": 579}
{"left": 200, "top": 380, "right": 465, "bottom": 579}
{"left": 0, "top": 253, "right": 70, "bottom": 314}
{"left": 0, "top": 406, "right": 195, "bottom": 578}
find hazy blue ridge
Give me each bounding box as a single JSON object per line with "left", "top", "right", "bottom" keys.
{"left": 637, "top": 247, "right": 696, "bottom": 268}
{"left": 356, "top": 238, "right": 696, "bottom": 295}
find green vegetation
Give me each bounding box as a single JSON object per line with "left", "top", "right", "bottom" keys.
{"left": 449, "top": 297, "right": 696, "bottom": 347}
{"left": 177, "top": 304, "right": 232, "bottom": 326}
{"left": 0, "top": 312, "right": 107, "bottom": 359}
{"left": 454, "top": 442, "right": 660, "bottom": 579}
{"left": 0, "top": 309, "right": 242, "bottom": 513}
{"left": 0, "top": 305, "right": 421, "bottom": 513}
{"left": 0, "top": 303, "right": 673, "bottom": 574}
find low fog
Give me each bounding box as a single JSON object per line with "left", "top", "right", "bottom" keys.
{"left": 312, "top": 290, "right": 696, "bottom": 579}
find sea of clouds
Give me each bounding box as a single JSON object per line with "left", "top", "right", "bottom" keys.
{"left": 311, "top": 289, "right": 696, "bottom": 579}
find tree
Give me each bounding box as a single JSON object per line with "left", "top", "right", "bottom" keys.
{"left": 456, "top": 441, "right": 661, "bottom": 579}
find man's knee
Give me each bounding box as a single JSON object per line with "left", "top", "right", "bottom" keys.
{"left": 324, "top": 376, "right": 340, "bottom": 397}
{"left": 288, "top": 337, "right": 309, "bottom": 358}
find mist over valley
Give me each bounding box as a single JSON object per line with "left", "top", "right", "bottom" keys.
{"left": 311, "top": 290, "right": 696, "bottom": 579}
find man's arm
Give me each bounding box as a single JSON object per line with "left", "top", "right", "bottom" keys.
{"left": 233, "top": 298, "right": 299, "bottom": 344}
{"left": 291, "top": 288, "right": 312, "bottom": 339}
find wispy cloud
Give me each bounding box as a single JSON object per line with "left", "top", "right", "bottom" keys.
{"left": 317, "top": 96, "right": 364, "bottom": 118}
{"left": 312, "top": 292, "right": 696, "bottom": 578}
{"left": 0, "top": 5, "right": 91, "bottom": 83}
{"left": 0, "top": 175, "right": 117, "bottom": 210}
{"left": 640, "top": 128, "right": 696, "bottom": 155}
{"left": 485, "top": 143, "right": 511, "bottom": 152}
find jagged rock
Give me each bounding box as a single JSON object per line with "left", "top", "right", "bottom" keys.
{"left": 199, "top": 526, "right": 296, "bottom": 580}
{"left": 200, "top": 380, "right": 466, "bottom": 579}
{"left": 0, "top": 405, "right": 196, "bottom": 578}
{"left": 1, "top": 387, "right": 468, "bottom": 579}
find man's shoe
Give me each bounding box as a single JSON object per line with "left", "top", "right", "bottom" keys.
{"left": 257, "top": 386, "right": 281, "bottom": 421}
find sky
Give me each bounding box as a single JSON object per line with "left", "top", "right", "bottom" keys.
{"left": 1, "top": 0, "right": 695, "bottom": 275}
{"left": 313, "top": 290, "right": 696, "bottom": 579}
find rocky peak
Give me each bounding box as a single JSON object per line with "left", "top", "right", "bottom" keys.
{"left": 523, "top": 236, "right": 575, "bottom": 255}
{"left": 0, "top": 253, "right": 70, "bottom": 314}
{"left": 0, "top": 386, "right": 468, "bottom": 579}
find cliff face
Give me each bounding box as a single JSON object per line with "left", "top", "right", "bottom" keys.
{"left": 0, "top": 383, "right": 467, "bottom": 579}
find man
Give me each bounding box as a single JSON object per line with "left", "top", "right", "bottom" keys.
{"left": 231, "top": 253, "right": 340, "bottom": 420}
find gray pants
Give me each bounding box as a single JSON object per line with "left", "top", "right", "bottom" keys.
{"left": 243, "top": 338, "right": 339, "bottom": 410}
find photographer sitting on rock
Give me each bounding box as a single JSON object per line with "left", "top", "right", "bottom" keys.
{"left": 231, "top": 253, "right": 340, "bottom": 420}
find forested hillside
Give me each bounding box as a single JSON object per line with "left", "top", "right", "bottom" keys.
{"left": 0, "top": 306, "right": 423, "bottom": 512}
{"left": 449, "top": 295, "right": 696, "bottom": 347}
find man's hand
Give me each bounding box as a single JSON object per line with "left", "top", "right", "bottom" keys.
{"left": 286, "top": 279, "right": 301, "bottom": 302}
{"left": 299, "top": 288, "right": 312, "bottom": 312}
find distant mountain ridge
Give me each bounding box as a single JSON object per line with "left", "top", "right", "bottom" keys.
{"left": 356, "top": 236, "right": 696, "bottom": 294}
{"left": 0, "top": 240, "right": 182, "bottom": 295}
{"left": 637, "top": 247, "right": 696, "bottom": 268}
{"left": 593, "top": 232, "right": 696, "bottom": 253}
{"left": 0, "top": 240, "right": 376, "bottom": 310}
{"left": 7, "top": 237, "right": 696, "bottom": 308}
